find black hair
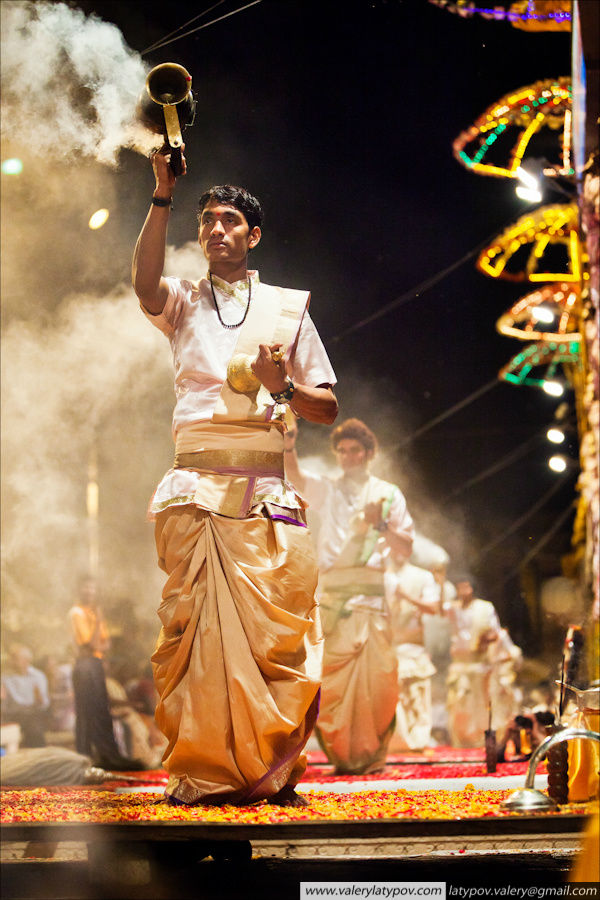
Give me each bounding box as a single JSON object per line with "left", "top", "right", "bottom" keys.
{"left": 197, "top": 185, "right": 263, "bottom": 231}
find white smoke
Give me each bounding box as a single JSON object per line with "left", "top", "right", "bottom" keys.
{"left": 0, "top": 2, "right": 213, "bottom": 659}
{"left": 0, "top": 0, "right": 155, "bottom": 164}
{"left": 0, "top": 241, "right": 214, "bottom": 658}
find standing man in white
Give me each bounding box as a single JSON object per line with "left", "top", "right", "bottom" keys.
{"left": 285, "top": 418, "right": 414, "bottom": 773}
{"left": 132, "top": 145, "right": 337, "bottom": 806}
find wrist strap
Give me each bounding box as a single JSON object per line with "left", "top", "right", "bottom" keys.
{"left": 152, "top": 196, "right": 173, "bottom": 208}
{"left": 270, "top": 381, "right": 295, "bottom": 404}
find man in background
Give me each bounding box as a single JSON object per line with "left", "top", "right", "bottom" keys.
{"left": 445, "top": 575, "right": 501, "bottom": 747}
{"left": 285, "top": 417, "right": 414, "bottom": 773}
{"left": 69, "top": 577, "right": 140, "bottom": 770}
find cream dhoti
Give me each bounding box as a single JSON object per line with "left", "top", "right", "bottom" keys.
{"left": 315, "top": 568, "right": 398, "bottom": 775}
{"left": 151, "top": 423, "right": 321, "bottom": 804}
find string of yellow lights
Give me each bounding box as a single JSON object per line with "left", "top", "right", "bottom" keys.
{"left": 476, "top": 203, "right": 582, "bottom": 283}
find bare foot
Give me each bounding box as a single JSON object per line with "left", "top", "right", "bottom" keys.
{"left": 269, "top": 785, "right": 309, "bottom": 807}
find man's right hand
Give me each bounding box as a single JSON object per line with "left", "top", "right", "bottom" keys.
{"left": 151, "top": 143, "right": 186, "bottom": 195}
{"left": 363, "top": 499, "right": 384, "bottom": 527}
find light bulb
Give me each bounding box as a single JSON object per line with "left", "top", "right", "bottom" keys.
{"left": 542, "top": 380, "right": 564, "bottom": 397}
{"left": 548, "top": 455, "right": 567, "bottom": 473}
{"left": 88, "top": 208, "right": 110, "bottom": 230}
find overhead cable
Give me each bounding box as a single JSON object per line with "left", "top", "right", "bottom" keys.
{"left": 395, "top": 377, "right": 500, "bottom": 449}
{"left": 141, "top": 1, "right": 263, "bottom": 56}
{"left": 475, "top": 474, "right": 575, "bottom": 561}
{"left": 442, "top": 432, "right": 542, "bottom": 502}
{"left": 142, "top": 1, "right": 228, "bottom": 55}
{"left": 499, "top": 501, "right": 576, "bottom": 586}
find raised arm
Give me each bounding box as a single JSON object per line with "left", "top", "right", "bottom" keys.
{"left": 132, "top": 147, "right": 186, "bottom": 315}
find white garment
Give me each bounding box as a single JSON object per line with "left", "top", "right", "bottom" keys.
{"left": 446, "top": 598, "right": 502, "bottom": 747}
{"left": 144, "top": 271, "right": 336, "bottom": 433}
{"left": 2, "top": 667, "right": 50, "bottom": 711}
{"left": 384, "top": 560, "right": 438, "bottom": 750}
{"left": 488, "top": 627, "right": 523, "bottom": 732}
{"left": 384, "top": 561, "right": 440, "bottom": 643}
{"left": 449, "top": 598, "right": 501, "bottom": 662}
{"left": 301, "top": 470, "right": 414, "bottom": 573}
{"left": 301, "top": 470, "right": 413, "bottom": 773}
{"left": 144, "top": 271, "right": 336, "bottom": 518}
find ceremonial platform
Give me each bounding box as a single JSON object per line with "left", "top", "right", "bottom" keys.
{"left": 1, "top": 748, "right": 593, "bottom": 899}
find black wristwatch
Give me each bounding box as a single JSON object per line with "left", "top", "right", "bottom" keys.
{"left": 270, "top": 380, "right": 295, "bottom": 403}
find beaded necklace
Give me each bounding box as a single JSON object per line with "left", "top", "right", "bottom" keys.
{"left": 209, "top": 272, "right": 251, "bottom": 329}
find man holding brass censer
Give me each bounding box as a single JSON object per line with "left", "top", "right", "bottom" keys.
{"left": 132, "top": 87, "right": 338, "bottom": 805}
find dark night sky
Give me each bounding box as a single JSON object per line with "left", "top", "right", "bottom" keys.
{"left": 5, "top": 0, "right": 578, "bottom": 652}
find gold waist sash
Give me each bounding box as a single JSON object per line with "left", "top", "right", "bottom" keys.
{"left": 175, "top": 421, "right": 284, "bottom": 471}
{"left": 172, "top": 421, "right": 285, "bottom": 518}
{"left": 175, "top": 449, "right": 284, "bottom": 477}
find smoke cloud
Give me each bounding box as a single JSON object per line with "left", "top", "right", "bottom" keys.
{"left": 0, "top": 253, "right": 194, "bottom": 655}
{"left": 0, "top": 0, "right": 155, "bottom": 164}
{"left": 0, "top": 242, "right": 212, "bottom": 658}
{"left": 0, "top": 1, "right": 208, "bottom": 662}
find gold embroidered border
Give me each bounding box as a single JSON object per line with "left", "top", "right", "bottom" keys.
{"left": 151, "top": 494, "right": 197, "bottom": 513}
{"left": 174, "top": 449, "right": 284, "bottom": 477}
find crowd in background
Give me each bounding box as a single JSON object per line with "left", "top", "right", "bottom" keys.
{"left": 1, "top": 626, "right": 166, "bottom": 771}
{"left": 0, "top": 566, "right": 536, "bottom": 770}
{"left": 0, "top": 420, "right": 566, "bottom": 772}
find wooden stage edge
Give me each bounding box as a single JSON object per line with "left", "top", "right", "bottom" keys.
{"left": 0, "top": 813, "right": 587, "bottom": 861}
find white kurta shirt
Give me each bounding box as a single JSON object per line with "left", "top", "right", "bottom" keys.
{"left": 2, "top": 667, "right": 50, "bottom": 711}
{"left": 449, "top": 598, "right": 501, "bottom": 663}
{"left": 144, "top": 271, "right": 337, "bottom": 517}
{"left": 301, "top": 470, "right": 414, "bottom": 573}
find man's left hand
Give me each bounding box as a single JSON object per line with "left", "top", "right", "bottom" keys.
{"left": 252, "top": 343, "right": 288, "bottom": 393}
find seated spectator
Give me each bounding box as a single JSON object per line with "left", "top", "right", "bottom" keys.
{"left": 1, "top": 645, "right": 50, "bottom": 747}
{"left": 105, "top": 668, "right": 166, "bottom": 770}
{"left": 41, "top": 653, "right": 76, "bottom": 734}
{"left": 125, "top": 661, "right": 159, "bottom": 717}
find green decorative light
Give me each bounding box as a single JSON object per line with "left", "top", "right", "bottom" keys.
{"left": 468, "top": 123, "right": 507, "bottom": 165}
{"left": 499, "top": 338, "right": 581, "bottom": 389}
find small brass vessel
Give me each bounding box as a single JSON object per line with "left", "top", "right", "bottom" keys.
{"left": 227, "top": 354, "right": 261, "bottom": 393}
